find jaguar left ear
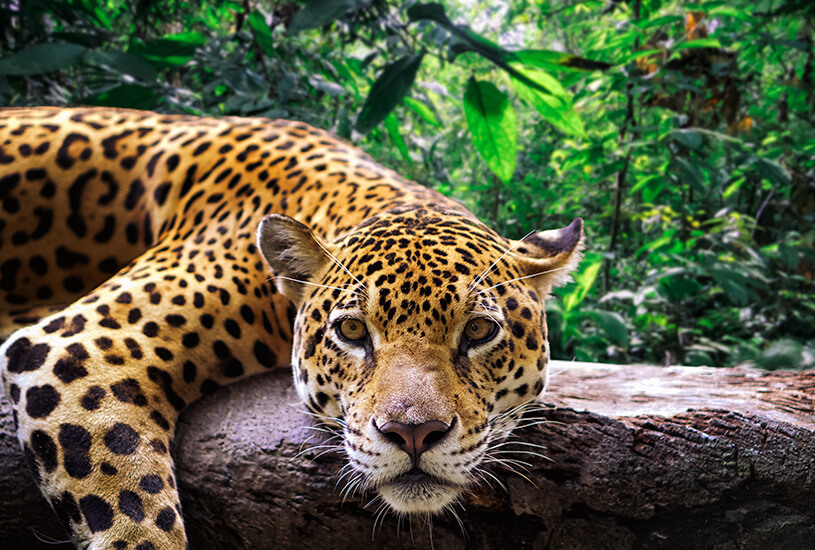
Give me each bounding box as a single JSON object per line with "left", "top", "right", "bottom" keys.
{"left": 509, "top": 218, "right": 585, "bottom": 296}
{"left": 257, "top": 214, "right": 334, "bottom": 304}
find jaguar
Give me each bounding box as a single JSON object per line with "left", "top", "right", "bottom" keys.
{"left": 0, "top": 107, "right": 583, "bottom": 549}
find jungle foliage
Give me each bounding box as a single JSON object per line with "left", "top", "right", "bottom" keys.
{"left": 1, "top": 0, "right": 813, "bottom": 369}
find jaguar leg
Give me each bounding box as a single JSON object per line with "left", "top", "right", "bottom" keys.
{"left": 0, "top": 243, "right": 292, "bottom": 549}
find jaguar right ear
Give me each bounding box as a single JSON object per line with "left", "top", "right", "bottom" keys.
{"left": 257, "top": 214, "right": 333, "bottom": 304}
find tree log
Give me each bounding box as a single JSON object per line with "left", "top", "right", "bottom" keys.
{"left": 1, "top": 362, "right": 813, "bottom": 549}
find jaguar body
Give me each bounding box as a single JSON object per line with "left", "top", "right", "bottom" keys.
{"left": 0, "top": 107, "right": 582, "bottom": 549}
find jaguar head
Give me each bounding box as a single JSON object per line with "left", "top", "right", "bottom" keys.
{"left": 258, "top": 205, "right": 583, "bottom": 514}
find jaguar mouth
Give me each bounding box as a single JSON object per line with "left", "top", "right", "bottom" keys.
{"left": 377, "top": 468, "right": 462, "bottom": 514}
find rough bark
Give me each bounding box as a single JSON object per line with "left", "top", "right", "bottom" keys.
{"left": 1, "top": 362, "right": 813, "bottom": 550}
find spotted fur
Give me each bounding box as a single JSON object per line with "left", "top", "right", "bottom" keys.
{"left": 0, "top": 107, "right": 583, "bottom": 549}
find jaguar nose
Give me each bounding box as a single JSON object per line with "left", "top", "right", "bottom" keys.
{"left": 376, "top": 419, "right": 453, "bottom": 467}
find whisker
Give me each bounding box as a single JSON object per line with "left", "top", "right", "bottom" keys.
{"left": 488, "top": 449, "right": 550, "bottom": 460}
{"left": 273, "top": 276, "right": 354, "bottom": 293}
{"left": 476, "top": 266, "right": 573, "bottom": 294}
{"left": 468, "top": 230, "right": 536, "bottom": 293}
{"left": 29, "top": 528, "right": 72, "bottom": 545}
{"left": 487, "top": 440, "right": 549, "bottom": 452}
{"left": 313, "top": 238, "right": 365, "bottom": 291}
{"left": 372, "top": 501, "right": 390, "bottom": 538}
{"left": 473, "top": 466, "right": 506, "bottom": 491}
{"left": 513, "top": 418, "right": 557, "bottom": 430}
{"left": 445, "top": 504, "right": 466, "bottom": 539}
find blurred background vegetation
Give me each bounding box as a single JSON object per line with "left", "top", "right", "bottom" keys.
{"left": 1, "top": 0, "right": 813, "bottom": 369}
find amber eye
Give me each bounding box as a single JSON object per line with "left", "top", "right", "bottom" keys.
{"left": 465, "top": 318, "right": 498, "bottom": 343}
{"left": 339, "top": 318, "right": 368, "bottom": 341}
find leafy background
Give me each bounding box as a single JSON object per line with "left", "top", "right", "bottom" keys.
{"left": 1, "top": 0, "right": 813, "bottom": 369}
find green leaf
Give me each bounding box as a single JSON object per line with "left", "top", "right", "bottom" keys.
{"left": 84, "top": 50, "right": 157, "bottom": 81}
{"left": 446, "top": 28, "right": 513, "bottom": 63}
{"left": 685, "top": 350, "right": 714, "bottom": 366}
{"left": 509, "top": 71, "right": 586, "bottom": 138}
{"left": 756, "top": 339, "right": 803, "bottom": 370}
{"left": 711, "top": 268, "right": 750, "bottom": 305}
{"left": 674, "top": 157, "right": 706, "bottom": 194}
{"left": 129, "top": 32, "right": 206, "bottom": 67}
{"left": 403, "top": 97, "right": 441, "bottom": 127}
{"left": 355, "top": 52, "right": 425, "bottom": 134}
{"left": 630, "top": 174, "right": 660, "bottom": 193}
{"left": 407, "top": 3, "right": 452, "bottom": 26}
{"left": 658, "top": 275, "right": 702, "bottom": 302}
{"left": 639, "top": 14, "right": 684, "bottom": 29}
{"left": 779, "top": 245, "right": 800, "bottom": 269}
{"left": 672, "top": 129, "right": 703, "bottom": 149}
{"left": 0, "top": 43, "right": 86, "bottom": 75}
{"left": 722, "top": 177, "right": 745, "bottom": 199}
{"left": 563, "top": 254, "right": 602, "bottom": 312}
{"left": 509, "top": 64, "right": 567, "bottom": 97}
{"left": 753, "top": 158, "right": 791, "bottom": 186}
{"left": 463, "top": 77, "right": 517, "bottom": 183}
{"left": 673, "top": 38, "right": 722, "bottom": 51}
{"left": 589, "top": 310, "right": 629, "bottom": 348}
{"left": 384, "top": 113, "right": 411, "bottom": 164}
{"left": 408, "top": 4, "right": 564, "bottom": 99}
{"left": 85, "top": 84, "right": 160, "bottom": 110}
{"left": 709, "top": 6, "right": 757, "bottom": 22}
{"left": 642, "top": 180, "right": 663, "bottom": 203}
{"left": 511, "top": 49, "right": 612, "bottom": 72}
{"left": 249, "top": 12, "right": 276, "bottom": 57}
{"left": 289, "top": 0, "right": 363, "bottom": 33}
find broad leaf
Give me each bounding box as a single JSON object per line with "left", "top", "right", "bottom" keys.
{"left": 289, "top": 0, "right": 363, "bottom": 33}
{"left": 562, "top": 254, "right": 602, "bottom": 312}
{"left": 84, "top": 50, "right": 157, "bottom": 81}
{"left": 589, "top": 310, "right": 629, "bottom": 348}
{"left": 407, "top": 3, "right": 451, "bottom": 26}
{"left": 675, "top": 157, "right": 706, "bottom": 194}
{"left": 510, "top": 49, "right": 612, "bottom": 72}
{"left": 384, "top": 113, "right": 411, "bottom": 163}
{"left": 249, "top": 12, "right": 276, "bottom": 57}
{"left": 630, "top": 174, "right": 660, "bottom": 194}
{"left": 509, "top": 70, "right": 586, "bottom": 138}
{"left": 711, "top": 268, "right": 750, "bottom": 305}
{"left": 673, "top": 38, "right": 722, "bottom": 51}
{"left": 672, "top": 129, "right": 703, "bottom": 149}
{"left": 0, "top": 43, "right": 86, "bottom": 75}
{"left": 85, "top": 84, "right": 160, "bottom": 110}
{"left": 403, "top": 97, "right": 441, "bottom": 127}
{"left": 463, "top": 78, "right": 517, "bottom": 183}
{"left": 409, "top": 3, "right": 561, "bottom": 98}
{"left": 753, "top": 158, "right": 791, "bottom": 186}
{"left": 355, "top": 52, "right": 425, "bottom": 134}
{"left": 129, "top": 32, "right": 206, "bottom": 67}
{"left": 639, "top": 14, "right": 684, "bottom": 29}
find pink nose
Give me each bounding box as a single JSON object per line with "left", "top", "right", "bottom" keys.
{"left": 376, "top": 419, "right": 452, "bottom": 467}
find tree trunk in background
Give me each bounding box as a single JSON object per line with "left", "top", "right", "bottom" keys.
{"left": 1, "top": 362, "right": 813, "bottom": 550}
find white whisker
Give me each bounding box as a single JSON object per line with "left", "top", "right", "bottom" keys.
{"left": 477, "top": 266, "right": 572, "bottom": 294}
{"left": 273, "top": 275, "right": 354, "bottom": 293}
{"left": 468, "top": 230, "right": 536, "bottom": 293}
{"left": 315, "top": 239, "right": 363, "bottom": 286}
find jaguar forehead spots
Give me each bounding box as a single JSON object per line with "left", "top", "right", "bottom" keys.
{"left": 0, "top": 107, "right": 583, "bottom": 548}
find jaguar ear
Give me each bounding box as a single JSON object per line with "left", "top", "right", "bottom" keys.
{"left": 510, "top": 218, "right": 585, "bottom": 296}
{"left": 257, "top": 214, "right": 333, "bottom": 303}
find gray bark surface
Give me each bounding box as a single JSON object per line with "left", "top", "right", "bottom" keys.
{"left": 1, "top": 362, "right": 813, "bottom": 550}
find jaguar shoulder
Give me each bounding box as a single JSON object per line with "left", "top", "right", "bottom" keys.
{"left": 0, "top": 107, "right": 583, "bottom": 549}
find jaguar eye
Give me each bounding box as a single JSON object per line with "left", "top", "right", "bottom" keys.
{"left": 338, "top": 318, "right": 367, "bottom": 341}
{"left": 464, "top": 318, "right": 498, "bottom": 343}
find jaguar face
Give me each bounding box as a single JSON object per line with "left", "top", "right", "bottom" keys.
{"left": 258, "top": 205, "right": 583, "bottom": 514}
